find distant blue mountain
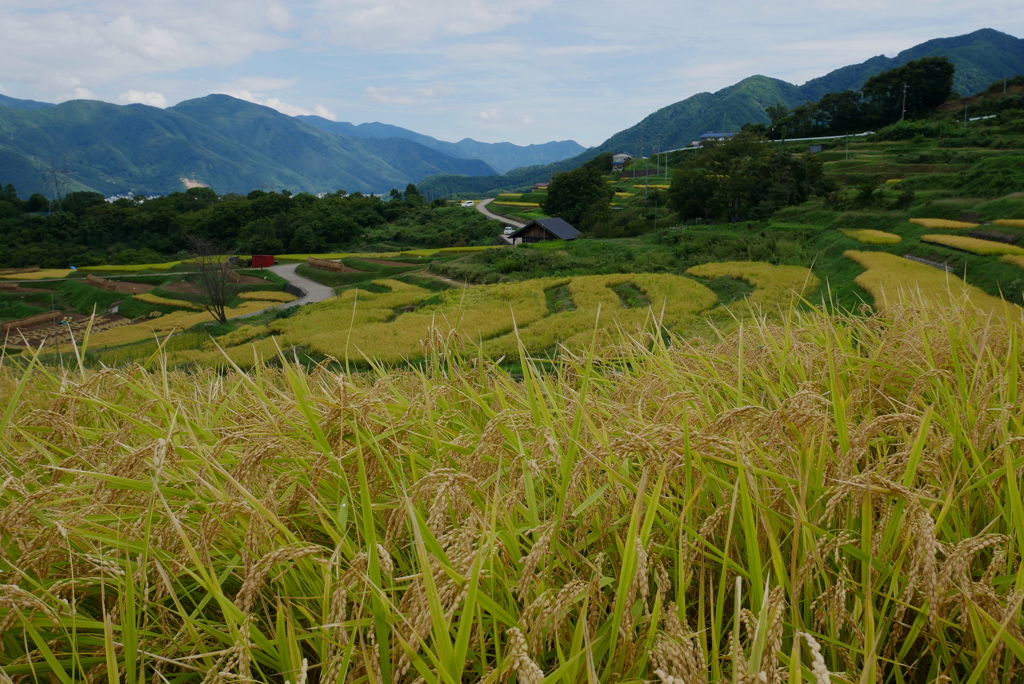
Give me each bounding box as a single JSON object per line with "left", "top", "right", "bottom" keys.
{"left": 297, "top": 116, "right": 587, "bottom": 173}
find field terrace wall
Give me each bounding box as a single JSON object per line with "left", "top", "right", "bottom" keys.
{"left": 0, "top": 282, "right": 17, "bottom": 291}
{"left": 307, "top": 257, "right": 345, "bottom": 272}
{"left": 0, "top": 267, "right": 39, "bottom": 276}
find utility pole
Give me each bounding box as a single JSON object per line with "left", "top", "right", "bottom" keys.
{"left": 901, "top": 83, "right": 909, "bottom": 121}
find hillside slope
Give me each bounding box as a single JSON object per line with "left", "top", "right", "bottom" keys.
{"left": 0, "top": 95, "right": 496, "bottom": 196}
{"left": 298, "top": 115, "right": 586, "bottom": 173}
{"left": 419, "top": 28, "right": 1024, "bottom": 197}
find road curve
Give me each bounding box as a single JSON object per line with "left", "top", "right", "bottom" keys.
{"left": 475, "top": 198, "right": 527, "bottom": 228}
{"left": 233, "top": 262, "right": 337, "bottom": 319}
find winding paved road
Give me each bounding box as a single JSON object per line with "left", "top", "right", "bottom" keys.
{"left": 233, "top": 263, "right": 337, "bottom": 319}
{"left": 475, "top": 198, "right": 527, "bottom": 228}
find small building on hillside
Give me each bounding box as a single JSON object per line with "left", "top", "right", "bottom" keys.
{"left": 697, "top": 131, "right": 735, "bottom": 146}
{"left": 509, "top": 218, "right": 581, "bottom": 244}
{"left": 611, "top": 152, "right": 635, "bottom": 172}
{"left": 532, "top": 182, "right": 550, "bottom": 191}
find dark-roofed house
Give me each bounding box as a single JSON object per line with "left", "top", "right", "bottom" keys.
{"left": 509, "top": 218, "right": 581, "bottom": 243}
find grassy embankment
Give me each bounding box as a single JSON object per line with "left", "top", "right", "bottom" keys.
{"left": 1, "top": 300, "right": 1022, "bottom": 683}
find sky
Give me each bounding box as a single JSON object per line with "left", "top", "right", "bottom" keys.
{"left": 0, "top": 1, "right": 1021, "bottom": 147}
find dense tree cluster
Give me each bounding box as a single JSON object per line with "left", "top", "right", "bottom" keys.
{"left": 666, "top": 133, "right": 834, "bottom": 221}
{"left": 743, "top": 57, "right": 956, "bottom": 140}
{"left": 540, "top": 152, "right": 615, "bottom": 230}
{"left": 0, "top": 184, "right": 440, "bottom": 268}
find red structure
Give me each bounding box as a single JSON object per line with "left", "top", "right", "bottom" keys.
{"left": 251, "top": 255, "right": 275, "bottom": 268}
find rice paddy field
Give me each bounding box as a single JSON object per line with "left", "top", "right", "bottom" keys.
{"left": 2, "top": 298, "right": 1023, "bottom": 683}
{"left": 840, "top": 229, "right": 902, "bottom": 245}
{"left": 920, "top": 235, "right": 1024, "bottom": 256}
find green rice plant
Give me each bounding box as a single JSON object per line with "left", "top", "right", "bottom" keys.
{"left": 1, "top": 299, "right": 1023, "bottom": 682}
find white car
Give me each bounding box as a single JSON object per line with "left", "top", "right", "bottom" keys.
{"left": 503, "top": 226, "right": 515, "bottom": 235}
{"left": 460, "top": 200, "right": 475, "bottom": 207}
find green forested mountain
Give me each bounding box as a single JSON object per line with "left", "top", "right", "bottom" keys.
{"left": 419, "top": 28, "right": 1024, "bottom": 197}
{"left": 298, "top": 116, "right": 586, "bottom": 173}
{"left": 0, "top": 93, "right": 53, "bottom": 111}
{"left": 0, "top": 95, "right": 496, "bottom": 196}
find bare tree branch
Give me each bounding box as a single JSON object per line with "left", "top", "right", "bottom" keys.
{"left": 186, "top": 236, "right": 237, "bottom": 324}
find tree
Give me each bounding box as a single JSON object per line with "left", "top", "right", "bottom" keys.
{"left": 667, "top": 133, "right": 832, "bottom": 222}
{"left": 861, "top": 56, "right": 955, "bottom": 127}
{"left": 237, "top": 218, "right": 284, "bottom": 254}
{"left": 541, "top": 164, "right": 614, "bottom": 229}
{"left": 186, "top": 235, "right": 238, "bottom": 324}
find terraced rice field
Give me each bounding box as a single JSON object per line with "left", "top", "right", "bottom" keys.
{"left": 908, "top": 218, "right": 978, "bottom": 229}
{"left": 841, "top": 228, "right": 902, "bottom": 244}
{"left": 158, "top": 264, "right": 817, "bottom": 367}
{"left": 845, "top": 250, "right": 1023, "bottom": 318}
{"left": 921, "top": 234, "right": 1024, "bottom": 256}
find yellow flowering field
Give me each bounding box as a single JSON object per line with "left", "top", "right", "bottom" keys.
{"left": 841, "top": 229, "right": 902, "bottom": 244}
{"left": 908, "top": 218, "right": 978, "bottom": 229}
{"left": 993, "top": 219, "right": 1024, "bottom": 228}
{"left": 921, "top": 234, "right": 1024, "bottom": 256}
{"left": 238, "top": 290, "right": 298, "bottom": 302}
{"left": 845, "top": 250, "right": 1022, "bottom": 318}
{"left": 133, "top": 293, "right": 204, "bottom": 310}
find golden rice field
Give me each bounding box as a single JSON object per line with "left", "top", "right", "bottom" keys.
{"left": 161, "top": 264, "right": 816, "bottom": 368}
{"left": 615, "top": 192, "right": 635, "bottom": 198}
{"left": 993, "top": 219, "right": 1024, "bottom": 228}
{"left": 845, "top": 250, "right": 1023, "bottom": 318}
{"left": 80, "top": 261, "right": 183, "bottom": 272}
{"left": 1001, "top": 254, "right": 1024, "bottom": 270}
{"left": 29, "top": 301, "right": 277, "bottom": 353}
{"left": 497, "top": 193, "right": 523, "bottom": 198}
{"left": 908, "top": 218, "right": 978, "bottom": 229}
{"left": 238, "top": 290, "right": 299, "bottom": 302}
{"left": 133, "top": 293, "right": 205, "bottom": 310}
{"left": 491, "top": 202, "right": 541, "bottom": 208}
{"left": 840, "top": 229, "right": 902, "bottom": 245}
{"left": 633, "top": 184, "right": 670, "bottom": 189}
{"left": 2, "top": 300, "right": 1023, "bottom": 683}
{"left": 0, "top": 269, "right": 74, "bottom": 280}
{"left": 921, "top": 234, "right": 1024, "bottom": 256}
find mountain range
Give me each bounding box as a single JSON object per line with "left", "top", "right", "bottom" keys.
{"left": 0, "top": 95, "right": 584, "bottom": 197}
{"left": 296, "top": 117, "right": 585, "bottom": 174}
{"left": 2, "top": 28, "right": 1021, "bottom": 200}
{"left": 419, "top": 28, "right": 1024, "bottom": 197}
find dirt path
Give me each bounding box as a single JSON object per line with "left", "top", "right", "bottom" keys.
{"left": 476, "top": 199, "right": 527, "bottom": 228}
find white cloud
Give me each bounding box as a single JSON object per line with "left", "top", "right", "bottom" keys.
{"left": 221, "top": 89, "right": 335, "bottom": 118}
{"left": 474, "top": 107, "right": 534, "bottom": 125}
{"left": 364, "top": 86, "right": 413, "bottom": 105}
{"left": 314, "top": 104, "right": 337, "bottom": 120}
{"left": 415, "top": 83, "right": 455, "bottom": 98}
{"left": 267, "top": 2, "right": 294, "bottom": 30}
{"left": 118, "top": 89, "right": 168, "bottom": 107}
{"left": 315, "top": 0, "right": 552, "bottom": 50}
{"left": 364, "top": 83, "right": 455, "bottom": 105}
